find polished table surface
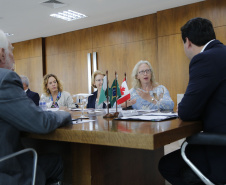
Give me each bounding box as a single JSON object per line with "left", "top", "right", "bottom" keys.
{"left": 24, "top": 110, "right": 202, "bottom": 185}
{"left": 25, "top": 110, "right": 202, "bottom": 150}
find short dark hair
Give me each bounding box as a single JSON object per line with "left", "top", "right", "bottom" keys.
{"left": 181, "top": 17, "right": 216, "bottom": 46}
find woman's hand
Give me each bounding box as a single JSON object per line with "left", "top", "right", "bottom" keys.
{"left": 121, "top": 99, "right": 136, "bottom": 108}
{"left": 136, "top": 87, "right": 151, "bottom": 101}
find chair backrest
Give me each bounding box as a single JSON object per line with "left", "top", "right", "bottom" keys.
{"left": 0, "top": 148, "right": 37, "bottom": 185}
{"left": 181, "top": 132, "right": 226, "bottom": 185}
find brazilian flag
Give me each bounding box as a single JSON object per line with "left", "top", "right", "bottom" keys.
{"left": 109, "top": 79, "right": 121, "bottom": 107}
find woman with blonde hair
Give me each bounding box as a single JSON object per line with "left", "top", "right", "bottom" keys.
{"left": 87, "top": 70, "right": 110, "bottom": 109}
{"left": 124, "top": 60, "right": 174, "bottom": 110}
{"left": 41, "top": 73, "right": 75, "bottom": 108}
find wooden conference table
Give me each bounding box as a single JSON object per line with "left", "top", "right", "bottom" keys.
{"left": 23, "top": 110, "right": 202, "bottom": 185}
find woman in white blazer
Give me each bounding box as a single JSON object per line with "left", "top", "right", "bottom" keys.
{"left": 41, "top": 73, "right": 75, "bottom": 108}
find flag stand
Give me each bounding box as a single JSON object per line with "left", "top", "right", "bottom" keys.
{"left": 125, "top": 73, "right": 128, "bottom": 109}
{"left": 103, "top": 70, "right": 114, "bottom": 118}
{"left": 113, "top": 71, "right": 119, "bottom": 117}
{"left": 122, "top": 72, "right": 129, "bottom": 110}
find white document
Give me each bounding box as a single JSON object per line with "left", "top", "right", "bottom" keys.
{"left": 143, "top": 112, "right": 178, "bottom": 116}
{"left": 120, "top": 115, "right": 170, "bottom": 121}
{"left": 72, "top": 119, "right": 96, "bottom": 124}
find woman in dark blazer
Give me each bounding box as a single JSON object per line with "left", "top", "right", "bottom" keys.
{"left": 87, "top": 70, "right": 110, "bottom": 109}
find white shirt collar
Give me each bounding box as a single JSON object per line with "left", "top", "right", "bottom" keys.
{"left": 200, "top": 39, "right": 215, "bottom": 53}
{"left": 24, "top": 89, "right": 28, "bottom": 93}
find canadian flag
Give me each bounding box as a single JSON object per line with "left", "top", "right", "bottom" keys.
{"left": 117, "top": 78, "right": 130, "bottom": 105}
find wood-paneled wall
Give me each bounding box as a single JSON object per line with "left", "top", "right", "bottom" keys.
{"left": 13, "top": 38, "right": 43, "bottom": 95}
{"left": 13, "top": 0, "right": 226, "bottom": 108}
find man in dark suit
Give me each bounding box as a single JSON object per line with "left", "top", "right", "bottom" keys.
{"left": 20, "top": 75, "right": 40, "bottom": 106}
{"left": 0, "top": 29, "right": 71, "bottom": 184}
{"left": 159, "top": 18, "right": 226, "bottom": 184}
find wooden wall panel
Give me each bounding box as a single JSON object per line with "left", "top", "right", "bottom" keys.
{"left": 46, "top": 28, "right": 92, "bottom": 55}
{"left": 13, "top": 38, "right": 42, "bottom": 60}
{"left": 94, "top": 39, "right": 158, "bottom": 89}
{"left": 46, "top": 49, "right": 92, "bottom": 95}
{"left": 158, "top": 34, "right": 189, "bottom": 106}
{"left": 45, "top": 27, "right": 93, "bottom": 95}
{"left": 92, "top": 14, "right": 157, "bottom": 48}
{"left": 13, "top": 38, "right": 43, "bottom": 96}
{"left": 15, "top": 57, "right": 43, "bottom": 95}
{"left": 157, "top": 0, "right": 226, "bottom": 37}
{"left": 215, "top": 26, "right": 226, "bottom": 45}
{"left": 201, "top": 0, "right": 226, "bottom": 27}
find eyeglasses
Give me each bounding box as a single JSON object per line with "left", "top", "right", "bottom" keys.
{"left": 138, "top": 69, "right": 151, "bottom": 75}
{"left": 95, "top": 79, "right": 103, "bottom": 82}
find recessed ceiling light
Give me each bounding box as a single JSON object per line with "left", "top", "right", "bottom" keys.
{"left": 5, "top": 33, "right": 14, "bottom": 37}
{"left": 50, "top": 10, "right": 87, "bottom": 21}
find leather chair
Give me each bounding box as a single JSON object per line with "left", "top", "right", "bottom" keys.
{"left": 181, "top": 132, "right": 226, "bottom": 185}
{"left": 0, "top": 148, "right": 37, "bottom": 185}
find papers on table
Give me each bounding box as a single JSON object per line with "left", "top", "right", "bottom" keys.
{"left": 72, "top": 119, "right": 96, "bottom": 124}
{"left": 47, "top": 108, "right": 64, "bottom": 112}
{"left": 143, "top": 112, "right": 178, "bottom": 116}
{"left": 70, "top": 108, "right": 93, "bottom": 112}
{"left": 72, "top": 93, "right": 93, "bottom": 98}
{"left": 47, "top": 108, "right": 59, "bottom": 111}
{"left": 116, "top": 112, "right": 178, "bottom": 121}
{"left": 136, "top": 109, "right": 158, "bottom": 113}
{"left": 104, "top": 108, "right": 123, "bottom": 113}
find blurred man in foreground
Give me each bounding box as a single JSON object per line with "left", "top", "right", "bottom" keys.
{"left": 0, "top": 29, "right": 71, "bottom": 185}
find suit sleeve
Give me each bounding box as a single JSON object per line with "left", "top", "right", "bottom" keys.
{"left": 0, "top": 71, "right": 72, "bottom": 134}
{"left": 87, "top": 96, "right": 92, "bottom": 108}
{"left": 33, "top": 92, "right": 40, "bottom": 106}
{"left": 178, "top": 54, "right": 220, "bottom": 121}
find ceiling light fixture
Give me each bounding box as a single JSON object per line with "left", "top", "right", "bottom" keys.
{"left": 5, "top": 33, "right": 14, "bottom": 37}
{"left": 50, "top": 10, "right": 87, "bottom": 21}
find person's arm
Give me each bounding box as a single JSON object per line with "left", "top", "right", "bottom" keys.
{"left": 87, "top": 92, "right": 96, "bottom": 108}
{"left": 33, "top": 92, "right": 40, "bottom": 106}
{"left": 120, "top": 99, "right": 136, "bottom": 108}
{"left": 64, "top": 91, "right": 75, "bottom": 108}
{"left": 130, "top": 88, "right": 157, "bottom": 110}
{"left": 0, "top": 71, "right": 72, "bottom": 134}
{"left": 158, "top": 85, "right": 174, "bottom": 110}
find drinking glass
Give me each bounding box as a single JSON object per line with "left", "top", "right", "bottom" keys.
{"left": 153, "top": 87, "right": 164, "bottom": 112}
{"left": 104, "top": 96, "right": 111, "bottom": 108}
{"left": 73, "top": 94, "right": 93, "bottom": 119}
{"left": 79, "top": 96, "right": 89, "bottom": 119}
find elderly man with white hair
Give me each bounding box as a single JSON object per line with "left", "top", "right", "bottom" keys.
{"left": 0, "top": 29, "right": 71, "bottom": 185}
{"left": 20, "top": 75, "right": 40, "bottom": 106}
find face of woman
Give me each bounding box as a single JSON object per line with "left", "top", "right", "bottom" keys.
{"left": 47, "top": 76, "right": 58, "bottom": 94}
{"left": 137, "top": 63, "right": 152, "bottom": 85}
{"left": 94, "top": 74, "right": 104, "bottom": 91}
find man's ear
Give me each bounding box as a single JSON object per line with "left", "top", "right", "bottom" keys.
{"left": 185, "top": 37, "right": 192, "bottom": 48}
{"left": 0, "top": 48, "right": 6, "bottom": 63}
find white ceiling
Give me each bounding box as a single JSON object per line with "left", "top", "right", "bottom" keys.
{"left": 0, "top": 0, "right": 204, "bottom": 43}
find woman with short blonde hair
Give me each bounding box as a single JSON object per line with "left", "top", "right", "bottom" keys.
{"left": 87, "top": 70, "right": 110, "bottom": 109}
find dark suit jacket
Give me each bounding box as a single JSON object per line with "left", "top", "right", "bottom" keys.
{"left": 26, "top": 88, "right": 40, "bottom": 106}
{"left": 0, "top": 68, "right": 72, "bottom": 185}
{"left": 87, "top": 90, "right": 109, "bottom": 109}
{"left": 178, "top": 40, "right": 226, "bottom": 182}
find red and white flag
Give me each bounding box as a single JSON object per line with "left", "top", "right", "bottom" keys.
{"left": 117, "top": 78, "right": 130, "bottom": 105}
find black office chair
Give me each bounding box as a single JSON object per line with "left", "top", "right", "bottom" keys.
{"left": 181, "top": 132, "right": 226, "bottom": 185}
{"left": 0, "top": 148, "right": 38, "bottom": 185}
